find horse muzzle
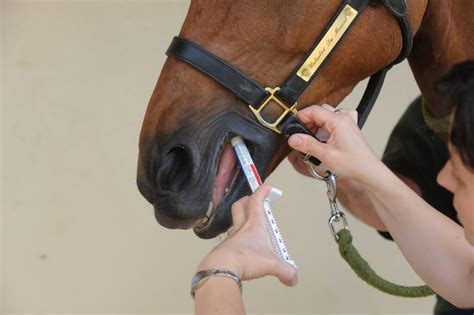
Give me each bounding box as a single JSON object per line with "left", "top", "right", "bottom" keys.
{"left": 137, "top": 112, "right": 282, "bottom": 238}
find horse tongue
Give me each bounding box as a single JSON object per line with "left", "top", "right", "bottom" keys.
{"left": 212, "top": 143, "right": 237, "bottom": 208}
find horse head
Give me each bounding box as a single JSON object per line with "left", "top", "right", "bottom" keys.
{"left": 137, "top": 0, "right": 427, "bottom": 238}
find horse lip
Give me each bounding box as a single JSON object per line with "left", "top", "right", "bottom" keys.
{"left": 193, "top": 166, "right": 241, "bottom": 233}
{"left": 154, "top": 208, "right": 196, "bottom": 229}
{"left": 192, "top": 137, "right": 261, "bottom": 238}
{"left": 192, "top": 134, "right": 242, "bottom": 232}
{"left": 192, "top": 176, "right": 246, "bottom": 238}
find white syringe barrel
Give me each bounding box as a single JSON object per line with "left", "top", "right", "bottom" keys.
{"left": 231, "top": 137, "right": 261, "bottom": 192}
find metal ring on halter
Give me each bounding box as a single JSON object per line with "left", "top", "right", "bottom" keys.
{"left": 303, "top": 155, "right": 330, "bottom": 181}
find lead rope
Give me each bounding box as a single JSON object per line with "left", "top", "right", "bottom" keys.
{"left": 306, "top": 163, "right": 435, "bottom": 297}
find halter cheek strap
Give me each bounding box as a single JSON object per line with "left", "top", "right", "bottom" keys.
{"left": 166, "top": 0, "right": 412, "bottom": 165}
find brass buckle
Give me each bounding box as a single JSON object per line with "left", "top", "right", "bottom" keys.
{"left": 249, "top": 87, "right": 297, "bottom": 134}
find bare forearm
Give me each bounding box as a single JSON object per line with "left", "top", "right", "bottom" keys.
{"left": 194, "top": 277, "right": 245, "bottom": 314}
{"left": 193, "top": 184, "right": 298, "bottom": 314}
{"left": 286, "top": 104, "right": 474, "bottom": 306}
{"left": 363, "top": 164, "right": 474, "bottom": 307}
{"left": 337, "top": 173, "right": 423, "bottom": 232}
{"left": 337, "top": 177, "right": 387, "bottom": 231}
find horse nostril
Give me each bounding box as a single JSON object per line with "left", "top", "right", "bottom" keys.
{"left": 156, "top": 145, "right": 192, "bottom": 194}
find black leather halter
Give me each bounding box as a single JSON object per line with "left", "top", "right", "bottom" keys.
{"left": 166, "top": 0, "right": 412, "bottom": 165}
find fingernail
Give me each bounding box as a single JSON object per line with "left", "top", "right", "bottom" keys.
{"left": 290, "top": 135, "right": 302, "bottom": 146}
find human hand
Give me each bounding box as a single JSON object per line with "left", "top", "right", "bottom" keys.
{"left": 197, "top": 184, "right": 298, "bottom": 287}
{"left": 287, "top": 105, "right": 381, "bottom": 182}
{"left": 287, "top": 104, "right": 334, "bottom": 177}
{"left": 287, "top": 150, "right": 332, "bottom": 177}
{"left": 287, "top": 150, "right": 312, "bottom": 177}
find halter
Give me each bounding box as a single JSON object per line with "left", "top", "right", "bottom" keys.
{"left": 166, "top": 0, "right": 413, "bottom": 165}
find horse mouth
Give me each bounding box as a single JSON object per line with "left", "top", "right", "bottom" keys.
{"left": 193, "top": 136, "right": 252, "bottom": 236}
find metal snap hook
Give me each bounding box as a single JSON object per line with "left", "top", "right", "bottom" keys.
{"left": 325, "top": 172, "right": 337, "bottom": 203}
{"left": 329, "top": 212, "right": 349, "bottom": 241}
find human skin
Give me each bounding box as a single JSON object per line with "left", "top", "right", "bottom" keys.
{"left": 286, "top": 105, "right": 423, "bottom": 232}
{"left": 194, "top": 185, "right": 297, "bottom": 315}
{"left": 287, "top": 105, "right": 474, "bottom": 308}
{"left": 193, "top": 105, "right": 473, "bottom": 313}
{"left": 288, "top": 146, "right": 423, "bottom": 232}
{"left": 437, "top": 142, "right": 474, "bottom": 245}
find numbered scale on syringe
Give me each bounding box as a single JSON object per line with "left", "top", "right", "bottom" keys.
{"left": 264, "top": 201, "right": 292, "bottom": 262}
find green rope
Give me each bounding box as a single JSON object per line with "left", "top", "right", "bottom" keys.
{"left": 337, "top": 229, "right": 435, "bottom": 298}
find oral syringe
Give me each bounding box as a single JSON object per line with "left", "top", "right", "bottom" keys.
{"left": 231, "top": 136, "right": 296, "bottom": 268}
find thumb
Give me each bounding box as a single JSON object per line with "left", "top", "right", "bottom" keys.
{"left": 271, "top": 260, "right": 298, "bottom": 287}
{"left": 288, "top": 133, "right": 328, "bottom": 161}
{"left": 246, "top": 184, "right": 273, "bottom": 219}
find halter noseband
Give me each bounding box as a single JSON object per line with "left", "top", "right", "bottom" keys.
{"left": 166, "top": 0, "right": 412, "bottom": 165}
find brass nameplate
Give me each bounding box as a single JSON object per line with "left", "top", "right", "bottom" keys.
{"left": 296, "top": 5, "right": 358, "bottom": 82}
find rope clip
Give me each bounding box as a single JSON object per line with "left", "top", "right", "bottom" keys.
{"left": 325, "top": 173, "right": 349, "bottom": 241}
{"left": 305, "top": 160, "right": 350, "bottom": 241}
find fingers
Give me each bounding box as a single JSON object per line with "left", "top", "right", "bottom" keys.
{"left": 315, "top": 105, "right": 335, "bottom": 141}
{"left": 246, "top": 184, "right": 272, "bottom": 219}
{"left": 230, "top": 196, "right": 249, "bottom": 233}
{"left": 227, "top": 184, "right": 299, "bottom": 287}
{"left": 290, "top": 105, "right": 359, "bottom": 164}
{"left": 296, "top": 105, "right": 338, "bottom": 131}
{"left": 229, "top": 184, "right": 272, "bottom": 234}
{"left": 270, "top": 260, "right": 298, "bottom": 287}
{"left": 321, "top": 104, "right": 335, "bottom": 111}
{"left": 315, "top": 126, "right": 330, "bottom": 142}
{"left": 335, "top": 108, "right": 358, "bottom": 124}
{"left": 288, "top": 133, "right": 330, "bottom": 161}
{"left": 287, "top": 150, "right": 312, "bottom": 177}
{"left": 297, "top": 105, "right": 358, "bottom": 130}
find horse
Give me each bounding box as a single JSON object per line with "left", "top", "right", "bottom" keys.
{"left": 136, "top": 0, "right": 474, "bottom": 239}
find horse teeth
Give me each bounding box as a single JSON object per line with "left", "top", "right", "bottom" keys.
{"left": 196, "top": 216, "right": 209, "bottom": 226}
{"left": 206, "top": 202, "right": 214, "bottom": 217}
{"left": 196, "top": 201, "right": 214, "bottom": 228}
